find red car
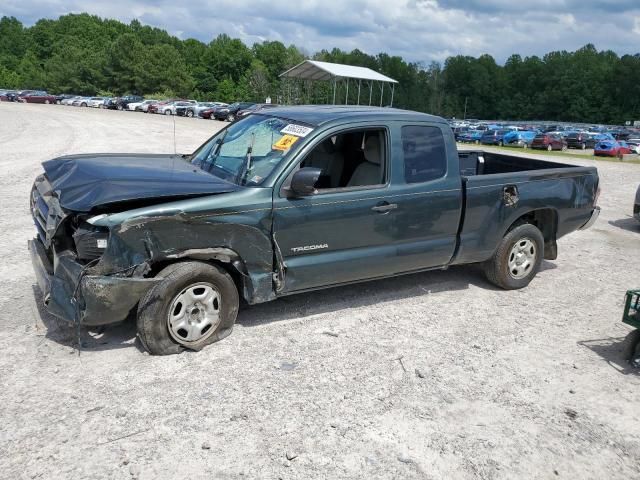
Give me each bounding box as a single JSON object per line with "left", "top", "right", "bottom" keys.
{"left": 147, "top": 99, "right": 179, "bottom": 114}
{"left": 18, "top": 91, "right": 57, "bottom": 104}
{"left": 530, "top": 133, "right": 567, "bottom": 151}
{"left": 594, "top": 140, "right": 632, "bottom": 158}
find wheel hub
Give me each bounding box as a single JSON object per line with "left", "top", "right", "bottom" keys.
{"left": 167, "top": 283, "right": 221, "bottom": 345}
{"left": 508, "top": 238, "right": 537, "bottom": 279}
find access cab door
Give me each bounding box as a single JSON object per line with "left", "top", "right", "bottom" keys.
{"left": 272, "top": 125, "right": 398, "bottom": 293}
{"left": 272, "top": 121, "right": 462, "bottom": 294}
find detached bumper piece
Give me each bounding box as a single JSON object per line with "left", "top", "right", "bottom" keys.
{"left": 579, "top": 206, "right": 600, "bottom": 230}
{"left": 29, "top": 238, "right": 161, "bottom": 326}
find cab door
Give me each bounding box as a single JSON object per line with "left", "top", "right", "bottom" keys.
{"left": 273, "top": 127, "right": 397, "bottom": 293}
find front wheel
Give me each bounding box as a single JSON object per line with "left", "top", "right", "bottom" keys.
{"left": 483, "top": 223, "right": 544, "bottom": 290}
{"left": 547, "top": 144, "right": 552, "bottom": 151}
{"left": 164, "top": 109, "right": 172, "bottom": 115}
{"left": 186, "top": 110, "right": 194, "bottom": 118}
{"left": 227, "top": 113, "right": 235, "bottom": 122}
{"left": 137, "top": 262, "right": 239, "bottom": 355}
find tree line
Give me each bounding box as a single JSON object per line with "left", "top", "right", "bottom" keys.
{"left": 1, "top": 13, "right": 639, "bottom": 124}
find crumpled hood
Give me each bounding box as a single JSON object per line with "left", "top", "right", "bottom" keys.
{"left": 42, "top": 153, "right": 240, "bottom": 212}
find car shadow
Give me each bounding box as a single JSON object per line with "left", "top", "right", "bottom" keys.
{"left": 609, "top": 217, "right": 640, "bottom": 234}
{"left": 238, "top": 264, "right": 499, "bottom": 328}
{"left": 577, "top": 332, "right": 639, "bottom": 375}
{"left": 32, "top": 261, "right": 553, "bottom": 351}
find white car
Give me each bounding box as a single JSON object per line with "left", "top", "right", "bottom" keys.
{"left": 87, "top": 97, "right": 108, "bottom": 108}
{"left": 159, "top": 100, "right": 196, "bottom": 115}
{"left": 134, "top": 100, "right": 159, "bottom": 112}
{"left": 61, "top": 95, "right": 82, "bottom": 106}
{"left": 627, "top": 139, "right": 640, "bottom": 154}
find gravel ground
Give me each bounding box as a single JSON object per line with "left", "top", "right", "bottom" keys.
{"left": 0, "top": 102, "right": 639, "bottom": 480}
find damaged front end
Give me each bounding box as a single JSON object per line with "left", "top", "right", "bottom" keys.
{"left": 29, "top": 172, "right": 279, "bottom": 327}
{"left": 29, "top": 174, "right": 162, "bottom": 325}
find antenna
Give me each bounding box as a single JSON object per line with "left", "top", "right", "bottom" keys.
{"left": 173, "top": 113, "right": 177, "bottom": 155}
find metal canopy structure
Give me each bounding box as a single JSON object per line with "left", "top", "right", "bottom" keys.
{"left": 280, "top": 60, "right": 398, "bottom": 107}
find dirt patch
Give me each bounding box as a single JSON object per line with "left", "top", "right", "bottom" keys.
{"left": 1, "top": 103, "right": 639, "bottom": 479}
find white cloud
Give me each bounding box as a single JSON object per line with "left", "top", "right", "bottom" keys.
{"left": 1, "top": 0, "right": 639, "bottom": 63}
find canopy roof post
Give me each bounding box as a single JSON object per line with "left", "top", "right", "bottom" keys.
{"left": 357, "top": 79, "right": 361, "bottom": 105}
{"left": 390, "top": 84, "right": 395, "bottom": 107}
{"left": 380, "top": 82, "right": 384, "bottom": 107}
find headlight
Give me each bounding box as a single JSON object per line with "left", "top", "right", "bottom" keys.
{"left": 73, "top": 222, "right": 109, "bottom": 261}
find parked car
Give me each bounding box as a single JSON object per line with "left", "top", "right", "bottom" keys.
{"left": 480, "top": 129, "right": 512, "bottom": 146}
{"left": 237, "top": 103, "right": 279, "bottom": 117}
{"left": 626, "top": 139, "right": 640, "bottom": 154}
{"left": 61, "top": 95, "right": 82, "bottom": 106}
{"left": 18, "top": 91, "right": 57, "bottom": 104}
{"left": 87, "top": 97, "right": 109, "bottom": 108}
{"left": 157, "top": 100, "right": 196, "bottom": 115}
{"left": 147, "top": 99, "right": 178, "bottom": 114}
{"left": 28, "top": 106, "right": 600, "bottom": 355}
{"left": 71, "top": 97, "right": 91, "bottom": 107}
{"left": 105, "top": 95, "right": 144, "bottom": 110}
{"left": 566, "top": 132, "right": 597, "bottom": 150}
{"left": 214, "top": 102, "right": 255, "bottom": 121}
{"left": 54, "top": 94, "right": 75, "bottom": 105}
{"left": 504, "top": 131, "right": 537, "bottom": 148}
{"left": 531, "top": 133, "right": 566, "bottom": 151}
{"left": 0, "top": 89, "right": 16, "bottom": 101}
{"left": 457, "top": 129, "right": 484, "bottom": 144}
{"left": 453, "top": 126, "right": 469, "bottom": 141}
{"left": 177, "top": 102, "right": 227, "bottom": 118}
{"left": 627, "top": 141, "right": 640, "bottom": 155}
{"left": 594, "top": 140, "right": 632, "bottom": 158}
{"left": 130, "top": 99, "right": 158, "bottom": 112}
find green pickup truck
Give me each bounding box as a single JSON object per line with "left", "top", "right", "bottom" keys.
{"left": 29, "top": 106, "right": 600, "bottom": 354}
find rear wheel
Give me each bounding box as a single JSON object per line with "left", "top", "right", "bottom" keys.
{"left": 81, "top": 102, "right": 87, "bottom": 107}
{"left": 227, "top": 113, "right": 235, "bottom": 122}
{"left": 581, "top": 143, "right": 586, "bottom": 150}
{"left": 186, "top": 110, "right": 194, "bottom": 118}
{"left": 483, "top": 223, "right": 544, "bottom": 290}
{"left": 164, "top": 109, "right": 172, "bottom": 115}
{"left": 137, "top": 262, "right": 239, "bottom": 355}
{"left": 562, "top": 144, "right": 567, "bottom": 151}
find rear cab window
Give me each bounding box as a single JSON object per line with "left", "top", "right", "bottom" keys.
{"left": 402, "top": 125, "right": 447, "bottom": 183}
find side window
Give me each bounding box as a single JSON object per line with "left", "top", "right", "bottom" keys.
{"left": 402, "top": 125, "right": 447, "bottom": 183}
{"left": 299, "top": 128, "right": 387, "bottom": 190}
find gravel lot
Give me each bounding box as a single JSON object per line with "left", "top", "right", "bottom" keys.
{"left": 0, "top": 102, "right": 639, "bottom": 480}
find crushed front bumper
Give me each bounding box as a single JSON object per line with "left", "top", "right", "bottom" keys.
{"left": 29, "top": 238, "right": 161, "bottom": 326}
{"left": 579, "top": 206, "right": 601, "bottom": 230}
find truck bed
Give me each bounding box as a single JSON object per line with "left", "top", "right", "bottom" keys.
{"left": 453, "top": 150, "right": 599, "bottom": 266}
{"left": 458, "top": 150, "right": 579, "bottom": 176}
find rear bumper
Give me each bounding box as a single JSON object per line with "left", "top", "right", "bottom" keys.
{"left": 29, "top": 238, "right": 161, "bottom": 326}
{"left": 579, "top": 207, "right": 600, "bottom": 230}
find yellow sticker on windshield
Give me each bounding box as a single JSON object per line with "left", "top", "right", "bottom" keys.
{"left": 272, "top": 134, "right": 299, "bottom": 151}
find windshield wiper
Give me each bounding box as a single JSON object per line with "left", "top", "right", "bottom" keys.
{"left": 235, "top": 132, "right": 256, "bottom": 186}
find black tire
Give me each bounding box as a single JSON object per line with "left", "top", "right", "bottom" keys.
{"left": 81, "top": 102, "right": 87, "bottom": 107}
{"left": 186, "top": 110, "right": 194, "bottom": 118}
{"left": 117, "top": 104, "right": 123, "bottom": 111}
{"left": 227, "top": 113, "right": 235, "bottom": 122}
{"left": 498, "top": 140, "right": 504, "bottom": 147}
{"left": 547, "top": 144, "right": 552, "bottom": 151}
{"left": 137, "top": 261, "right": 239, "bottom": 355}
{"left": 581, "top": 143, "right": 586, "bottom": 150}
{"left": 483, "top": 223, "right": 544, "bottom": 290}
{"left": 622, "top": 330, "right": 640, "bottom": 367}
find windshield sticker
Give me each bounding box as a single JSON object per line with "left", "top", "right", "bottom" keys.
{"left": 280, "top": 124, "right": 313, "bottom": 137}
{"left": 272, "top": 134, "right": 299, "bottom": 151}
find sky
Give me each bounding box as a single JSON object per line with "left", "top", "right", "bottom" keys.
{"left": 2, "top": 0, "right": 640, "bottom": 64}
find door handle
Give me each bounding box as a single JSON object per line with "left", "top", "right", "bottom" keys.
{"left": 372, "top": 202, "right": 398, "bottom": 213}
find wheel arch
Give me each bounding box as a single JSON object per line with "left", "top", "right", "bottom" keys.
{"left": 504, "top": 208, "right": 559, "bottom": 260}
{"left": 146, "top": 247, "right": 251, "bottom": 303}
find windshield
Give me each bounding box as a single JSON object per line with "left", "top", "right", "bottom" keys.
{"left": 191, "top": 114, "right": 311, "bottom": 186}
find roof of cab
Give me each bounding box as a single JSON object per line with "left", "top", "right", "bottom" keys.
{"left": 260, "top": 105, "right": 446, "bottom": 126}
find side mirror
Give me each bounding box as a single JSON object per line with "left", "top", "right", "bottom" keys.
{"left": 289, "top": 167, "right": 322, "bottom": 196}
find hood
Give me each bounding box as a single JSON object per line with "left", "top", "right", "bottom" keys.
{"left": 42, "top": 153, "right": 240, "bottom": 212}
